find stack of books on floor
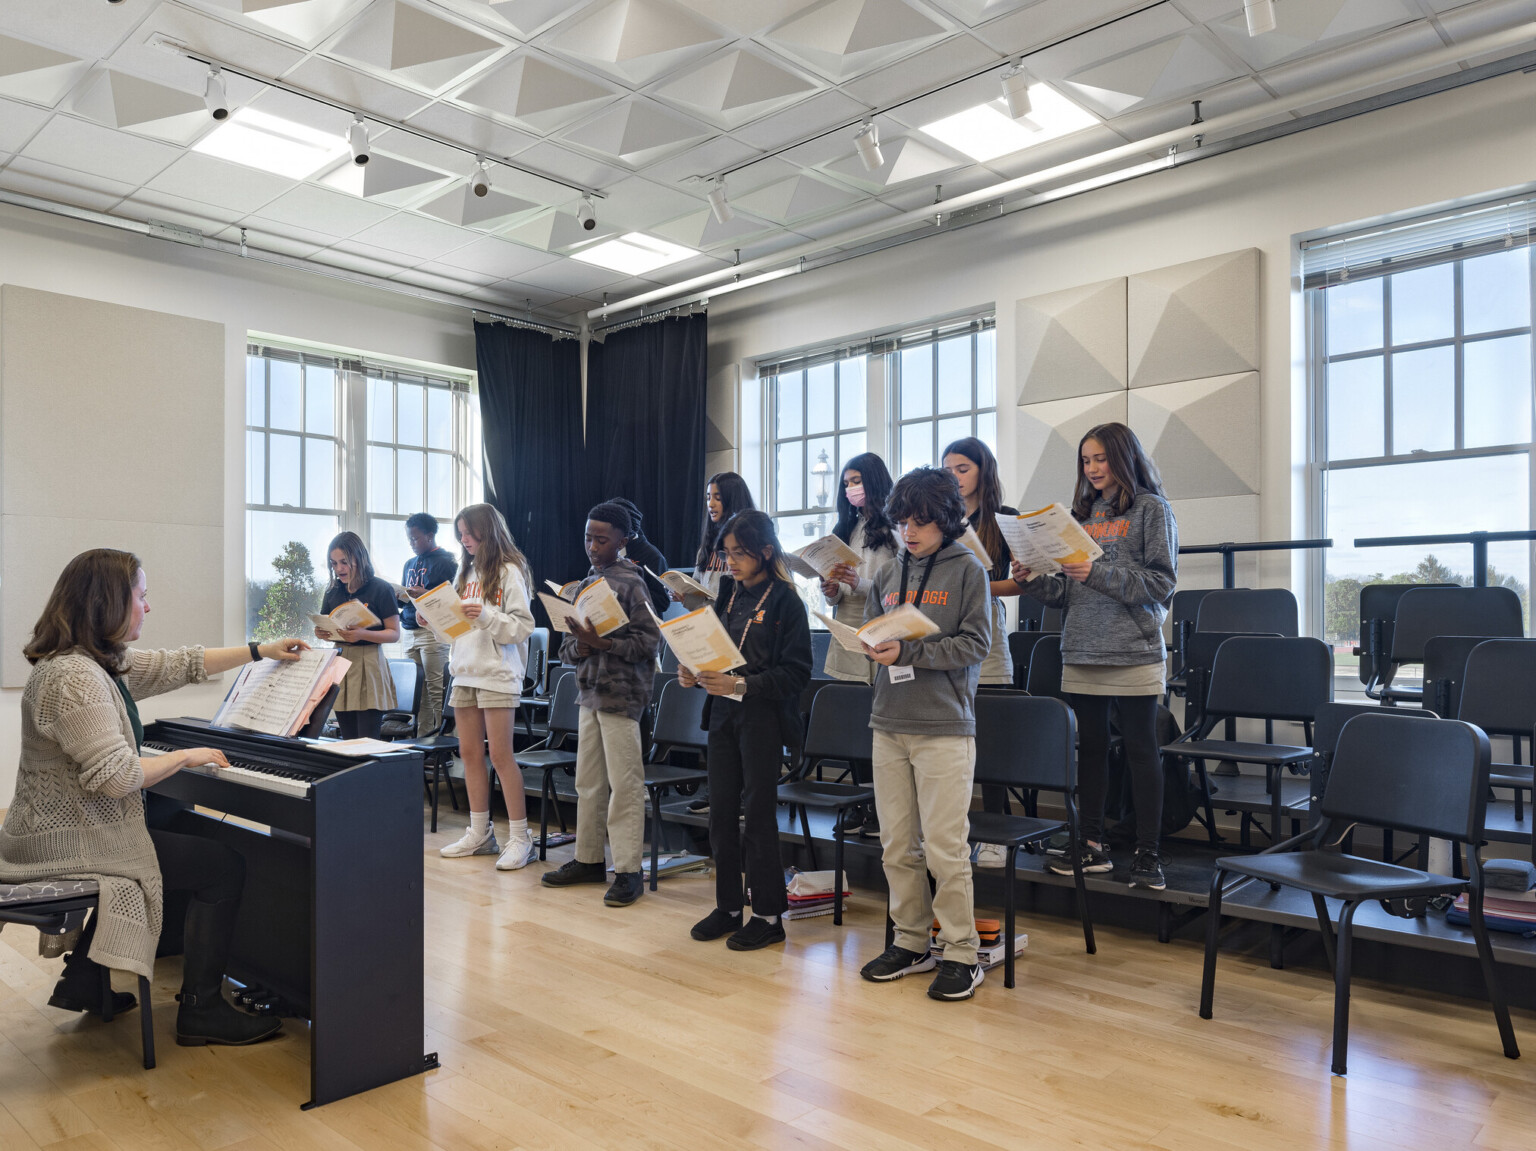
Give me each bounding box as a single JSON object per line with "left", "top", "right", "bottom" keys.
{"left": 781, "top": 868, "right": 850, "bottom": 920}
{"left": 930, "top": 918, "right": 1028, "bottom": 970}
{"left": 1447, "top": 858, "right": 1536, "bottom": 937}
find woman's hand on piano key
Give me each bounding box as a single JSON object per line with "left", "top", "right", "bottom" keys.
{"left": 140, "top": 747, "right": 229, "bottom": 787}
{"left": 182, "top": 747, "right": 232, "bottom": 771}
{"left": 257, "top": 638, "right": 311, "bottom": 662}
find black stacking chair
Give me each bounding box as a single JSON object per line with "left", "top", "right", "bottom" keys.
{"left": 379, "top": 658, "right": 423, "bottom": 741}
{"left": 1015, "top": 598, "right": 1062, "bottom": 633}
{"left": 777, "top": 682, "right": 875, "bottom": 925}
{"left": 1166, "top": 588, "right": 1235, "bottom": 700}
{"left": 0, "top": 881, "right": 155, "bottom": 1069}
{"left": 1007, "top": 631, "right": 1053, "bottom": 691}
{"left": 1369, "top": 586, "right": 1523, "bottom": 704}
{"left": 1354, "top": 582, "right": 1458, "bottom": 694}
{"left": 1200, "top": 712, "right": 1520, "bottom": 1076}
{"left": 1196, "top": 588, "right": 1298, "bottom": 637}
{"left": 641, "top": 681, "right": 710, "bottom": 891}
{"left": 809, "top": 629, "right": 834, "bottom": 679}
{"left": 515, "top": 673, "right": 581, "bottom": 860}
{"left": 1420, "top": 636, "right": 1490, "bottom": 722}
{"left": 516, "top": 628, "right": 550, "bottom": 737}
{"left": 1308, "top": 701, "right": 1440, "bottom": 864}
{"left": 1459, "top": 639, "right": 1536, "bottom": 845}
{"left": 970, "top": 694, "right": 1093, "bottom": 987}
{"left": 1024, "top": 633, "right": 1064, "bottom": 702}
{"left": 1164, "top": 636, "right": 1332, "bottom": 847}
{"left": 408, "top": 674, "right": 459, "bottom": 832}
{"left": 1176, "top": 630, "right": 1283, "bottom": 745}
{"left": 659, "top": 645, "right": 681, "bottom": 675}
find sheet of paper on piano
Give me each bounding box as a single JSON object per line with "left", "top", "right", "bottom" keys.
{"left": 213, "top": 648, "right": 343, "bottom": 737}
{"left": 290, "top": 656, "right": 350, "bottom": 736}
{"left": 305, "top": 737, "right": 400, "bottom": 757}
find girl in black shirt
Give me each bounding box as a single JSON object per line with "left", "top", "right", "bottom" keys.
{"left": 680, "top": 510, "right": 811, "bottom": 951}
{"left": 320, "top": 531, "right": 400, "bottom": 739}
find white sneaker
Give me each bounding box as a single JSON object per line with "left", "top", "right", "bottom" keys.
{"left": 974, "top": 843, "right": 1008, "bottom": 869}
{"left": 495, "top": 830, "right": 538, "bottom": 871}
{"left": 440, "top": 825, "right": 499, "bottom": 858}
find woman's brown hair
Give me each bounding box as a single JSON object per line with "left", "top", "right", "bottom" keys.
{"left": 454, "top": 503, "right": 533, "bottom": 607}
{"left": 25, "top": 548, "right": 142, "bottom": 672}
{"left": 1071, "top": 422, "right": 1166, "bottom": 520}
{"left": 326, "top": 531, "right": 374, "bottom": 591}
{"left": 941, "top": 436, "right": 1006, "bottom": 571}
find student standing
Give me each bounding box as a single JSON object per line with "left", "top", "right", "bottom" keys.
{"left": 859, "top": 467, "right": 992, "bottom": 1001}
{"left": 683, "top": 510, "right": 812, "bottom": 951}
{"left": 321, "top": 531, "right": 399, "bottom": 740}
{"left": 437, "top": 504, "right": 539, "bottom": 869}
{"left": 397, "top": 513, "right": 458, "bottom": 737}
{"left": 608, "top": 496, "right": 671, "bottom": 618}
{"left": 686, "top": 472, "right": 754, "bottom": 608}
{"left": 1013, "top": 422, "right": 1178, "bottom": 892}
{"left": 820, "top": 453, "right": 898, "bottom": 685}
{"left": 543, "top": 502, "right": 662, "bottom": 907}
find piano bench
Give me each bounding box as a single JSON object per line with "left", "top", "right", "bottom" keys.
{"left": 0, "top": 881, "right": 156, "bottom": 1070}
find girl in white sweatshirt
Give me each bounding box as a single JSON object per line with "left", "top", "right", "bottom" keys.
{"left": 438, "top": 502, "right": 538, "bottom": 869}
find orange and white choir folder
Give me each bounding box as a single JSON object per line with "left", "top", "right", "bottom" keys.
{"left": 537, "top": 578, "right": 629, "bottom": 637}
{"left": 409, "top": 581, "right": 474, "bottom": 641}
{"left": 996, "top": 503, "right": 1104, "bottom": 576}
{"left": 814, "top": 603, "right": 939, "bottom": 655}
{"left": 308, "top": 599, "right": 381, "bottom": 642}
{"left": 783, "top": 535, "right": 862, "bottom": 581}
{"left": 646, "top": 603, "right": 746, "bottom": 674}
{"left": 956, "top": 525, "right": 991, "bottom": 569}
{"left": 644, "top": 566, "right": 715, "bottom": 603}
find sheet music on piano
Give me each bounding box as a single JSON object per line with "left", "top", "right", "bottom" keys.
{"left": 212, "top": 649, "right": 348, "bottom": 737}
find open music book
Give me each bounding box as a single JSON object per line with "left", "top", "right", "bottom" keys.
{"left": 996, "top": 503, "right": 1104, "bottom": 576}
{"left": 537, "top": 578, "right": 629, "bottom": 637}
{"left": 213, "top": 648, "right": 350, "bottom": 738}
{"left": 409, "top": 581, "right": 474, "bottom": 641}
{"left": 814, "top": 603, "right": 940, "bottom": 655}
{"left": 783, "top": 534, "right": 862, "bottom": 582}
{"left": 544, "top": 578, "right": 583, "bottom": 601}
{"left": 645, "top": 566, "right": 715, "bottom": 603}
{"left": 647, "top": 602, "right": 746, "bottom": 674}
{"left": 956, "top": 525, "right": 991, "bottom": 570}
{"left": 309, "top": 600, "right": 382, "bottom": 643}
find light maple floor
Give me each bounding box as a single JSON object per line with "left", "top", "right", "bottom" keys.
{"left": 1, "top": 813, "right": 1534, "bottom": 1151}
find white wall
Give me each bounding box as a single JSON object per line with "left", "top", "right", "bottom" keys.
{"left": 0, "top": 203, "right": 478, "bottom": 800}
{"left": 705, "top": 70, "right": 1536, "bottom": 617}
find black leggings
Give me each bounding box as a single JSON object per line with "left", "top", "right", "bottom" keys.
{"left": 338, "top": 709, "right": 384, "bottom": 739}
{"left": 1070, "top": 693, "right": 1163, "bottom": 855}
{"left": 707, "top": 702, "right": 788, "bottom": 917}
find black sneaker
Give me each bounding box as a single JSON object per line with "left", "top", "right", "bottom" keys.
{"left": 691, "top": 908, "right": 743, "bottom": 941}
{"left": 1129, "top": 850, "right": 1166, "bottom": 892}
{"left": 687, "top": 796, "right": 710, "bottom": 813}
{"left": 927, "top": 959, "right": 984, "bottom": 1001}
{"left": 859, "top": 945, "right": 937, "bottom": 982}
{"left": 857, "top": 813, "right": 882, "bottom": 839}
{"left": 833, "top": 807, "right": 866, "bottom": 835}
{"left": 541, "top": 859, "right": 607, "bottom": 887}
{"left": 726, "top": 916, "right": 786, "bottom": 951}
{"left": 1045, "top": 843, "right": 1112, "bottom": 876}
{"left": 603, "top": 871, "right": 644, "bottom": 906}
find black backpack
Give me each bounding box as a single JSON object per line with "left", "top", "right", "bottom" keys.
{"left": 1102, "top": 702, "right": 1202, "bottom": 846}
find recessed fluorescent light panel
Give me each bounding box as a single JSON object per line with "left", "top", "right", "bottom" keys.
{"left": 919, "top": 84, "right": 1097, "bottom": 163}
{"left": 193, "top": 108, "right": 348, "bottom": 179}
{"left": 571, "top": 232, "right": 697, "bottom": 277}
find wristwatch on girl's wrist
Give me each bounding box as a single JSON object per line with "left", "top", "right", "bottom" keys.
{"left": 731, "top": 676, "right": 747, "bottom": 699}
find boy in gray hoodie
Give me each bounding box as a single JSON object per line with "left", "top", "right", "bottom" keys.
{"left": 858, "top": 467, "right": 992, "bottom": 1001}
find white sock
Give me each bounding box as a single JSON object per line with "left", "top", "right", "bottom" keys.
{"left": 507, "top": 818, "right": 529, "bottom": 840}
{"left": 470, "top": 810, "right": 491, "bottom": 837}
{"left": 762, "top": 915, "right": 779, "bottom": 925}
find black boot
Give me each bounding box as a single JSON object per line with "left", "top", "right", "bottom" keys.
{"left": 48, "top": 951, "right": 136, "bottom": 1016}
{"left": 174, "top": 898, "right": 282, "bottom": 1047}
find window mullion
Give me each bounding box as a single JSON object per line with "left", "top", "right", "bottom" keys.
{"left": 1383, "top": 276, "right": 1395, "bottom": 458}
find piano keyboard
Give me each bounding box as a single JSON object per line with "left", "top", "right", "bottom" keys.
{"left": 143, "top": 743, "right": 313, "bottom": 798}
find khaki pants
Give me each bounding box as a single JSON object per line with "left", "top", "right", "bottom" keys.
{"left": 574, "top": 707, "right": 645, "bottom": 874}
{"left": 872, "top": 730, "right": 979, "bottom": 964}
{"left": 405, "top": 628, "right": 451, "bottom": 737}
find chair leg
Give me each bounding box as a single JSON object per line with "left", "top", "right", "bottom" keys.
{"left": 1071, "top": 850, "right": 1096, "bottom": 956}
{"left": 1331, "top": 901, "right": 1362, "bottom": 1075}
{"left": 833, "top": 820, "right": 846, "bottom": 927}
{"left": 1269, "top": 768, "right": 1282, "bottom": 848}
{"left": 138, "top": 975, "right": 155, "bottom": 1070}
{"left": 797, "top": 806, "right": 819, "bottom": 871}
{"left": 1003, "top": 845, "right": 1018, "bottom": 989}
{"left": 648, "top": 786, "right": 661, "bottom": 892}
{"left": 1195, "top": 760, "right": 1219, "bottom": 845}
{"left": 1383, "top": 828, "right": 1395, "bottom": 865}
{"left": 538, "top": 771, "right": 553, "bottom": 861}
{"left": 98, "top": 965, "right": 115, "bottom": 1023}
{"left": 1199, "top": 867, "right": 1226, "bottom": 1019}
{"left": 1310, "top": 892, "right": 1337, "bottom": 973}
{"left": 430, "top": 760, "right": 440, "bottom": 833}
{"left": 1465, "top": 886, "right": 1521, "bottom": 1060}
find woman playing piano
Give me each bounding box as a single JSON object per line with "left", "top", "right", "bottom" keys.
{"left": 0, "top": 548, "right": 308, "bottom": 1046}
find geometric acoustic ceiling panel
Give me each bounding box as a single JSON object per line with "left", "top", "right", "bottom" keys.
{"left": 330, "top": 2, "right": 503, "bottom": 91}
{"left": 767, "top": 0, "right": 948, "bottom": 79}
{"left": 819, "top": 135, "right": 959, "bottom": 191}
{"left": 241, "top": 0, "right": 363, "bottom": 46}
{"left": 1127, "top": 248, "right": 1259, "bottom": 389}
{"left": 653, "top": 205, "right": 772, "bottom": 249}
{"left": 733, "top": 172, "right": 858, "bottom": 222}
{"left": 1126, "top": 372, "right": 1260, "bottom": 500}
{"left": 1210, "top": 0, "right": 1418, "bottom": 71}
{"left": 1016, "top": 390, "right": 1128, "bottom": 513}
{"left": 420, "top": 183, "right": 539, "bottom": 229}
{"left": 656, "top": 49, "right": 814, "bottom": 127}
{"left": 1065, "top": 33, "right": 1239, "bottom": 117}
{"left": 320, "top": 152, "right": 451, "bottom": 202}
{"left": 1015, "top": 276, "right": 1126, "bottom": 405}
{"left": 561, "top": 98, "right": 709, "bottom": 165}
{"left": 548, "top": 0, "right": 728, "bottom": 87}
{"left": 72, "top": 70, "right": 208, "bottom": 145}
{"left": 456, "top": 54, "right": 615, "bottom": 134}
{"left": 0, "top": 33, "right": 90, "bottom": 106}
{"left": 503, "top": 206, "right": 617, "bottom": 252}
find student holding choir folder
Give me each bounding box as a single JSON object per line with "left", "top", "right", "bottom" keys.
{"left": 686, "top": 472, "right": 754, "bottom": 607}
{"left": 682, "top": 510, "right": 812, "bottom": 952}
{"left": 320, "top": 532, "right": 399, "bottom": 739}
{"left": 820, "top": 453, "right": 899, "bottom": 684}
{"left": 1012, "top": 423, "right": 1178, "bottom": 893}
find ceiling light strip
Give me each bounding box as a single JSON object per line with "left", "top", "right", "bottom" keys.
{"left": 593, "top": 18, "right": 1536, "bottom": 321}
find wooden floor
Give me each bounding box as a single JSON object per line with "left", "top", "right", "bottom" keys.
{"left": 2, "top": 810, "right": 1534, "bottom": 1151}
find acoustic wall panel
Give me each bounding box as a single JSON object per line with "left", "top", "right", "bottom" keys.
{"left": 1015, "top": 276, "right": 1126, "bottom": 404}
{"left": 1127, "top": 372, "right": 1259, "bottom": 500}
{"left": 1167, "top": 494, "right": 1260, "bottom": 588}
{"left": 1016, "top": 390, "right": 1127, "bottom": 513}
{"left": 1127, "top": 248, "right": 1259, "bottom": 388}
{"left": 1, "top": 285, "right": 224, "bottom": 686}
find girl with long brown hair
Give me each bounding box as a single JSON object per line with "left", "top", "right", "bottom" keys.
{"left": 321, "top": 530, "right": 400, "bottom": 739}
{"left": 437, "top": 503, "right": 538, "bottom": 869}
{"left": 1013, "top": 422, "right": 1178, "bottom": 892}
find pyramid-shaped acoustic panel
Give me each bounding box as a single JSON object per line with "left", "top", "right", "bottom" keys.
{"left": 331, "top": 2, "right": 503, "bottom": 91}
{"left": 502, "top": 207, "right": 617, "bottom": 252}
{"left": 1065, "top": 33, "right": 1238, "bottom": 117}
{"left": 548, "top": 0, "right": 728, "bottom": 86}
{"left": 0, "top": 34, "right": 90, "bottom": 106}
{"left": 1167, "top": 494, "right": 1260, "bottom": 586}
{"left": 1015, "top": 391, "right": 1127, "bottom": 513}
{"left": 733, "top": 173, "right": 858, "bottom": 223}
{"left": 420, "top": 183, "right": 539, "bottom": 229}
{"left": 1128, "top": 248, "right": 1259, "bottom": 388}
{"left": 1015, "top": 277, "right": 1126, "bottom": 405}
{"left": 1127, "top": 372, "right": 1259, "bottom": 500}
{"left": 320, "top": 153, "right": 453, "bottom": 203}
{"left": 457, "top": 54, "right": 615, "bottom": 133}
{"left": 481, "top": 0, "right": 585, "bottom": 39}
{"left": 819, "top": 135, "right": 959, "bottom": 191}
{"left": 652, "top": 206, "right": 774, "bottom": 250}
{"left": 73, "top": 70, "right": 208, "bottom": 144}
{"left": 656, "top": 49, "right": 814, "bottom": 127}
{"left": 561, "top": 98, "right": 710, "bottom": 166}
{"left": 767, "top": 0, "right": 947, "bottom": 79}
{"left": 240, "top": 0, "right": 358, "bottom": 45}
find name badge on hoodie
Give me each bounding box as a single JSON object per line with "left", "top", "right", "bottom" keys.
{"left": 887, "top": 664, "right": 915, "bottom": 684}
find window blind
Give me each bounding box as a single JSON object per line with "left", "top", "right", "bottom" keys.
{"left": 757, "top": 313, "right": 994, "bottom": 377}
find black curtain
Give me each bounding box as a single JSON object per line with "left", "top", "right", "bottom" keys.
{"left": 584, "top": 313, "right": 708, "bottom": 569}
{"left": 474, "top": 320, "right": 588, "bottom": 589}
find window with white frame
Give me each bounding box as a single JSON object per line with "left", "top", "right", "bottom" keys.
{"left": 1307, "top": 196, "right": 1535, "bottom": 660}
{"left": 245, "top": 346, "right": 482, "bottom": 644}
{"left": 894, "top": 322, "right": 997, "bottom": 473}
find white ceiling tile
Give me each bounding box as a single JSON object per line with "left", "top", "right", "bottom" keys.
{"left": 0, "top": 95, "right": 49, "bottom": 152}
{"left": 640, "top": 134, "right": 759, "bottom": 187}
{"left": 1023, "top": 4, "right": 1191, "bottom": 81}
{"left": 210, "top": 224, "right": 326, "bottom": 260}
{"left": 1260, "top": 21, "right": 1448, "bottom": 98}
{"left": 514, "top": 139, "right": 629, "bottom": 188}
{"left": 765, "top": 0, "right": 954, "bottom": 81}
{"left": 970, "top": 1, "right": 1149, "bottom": 56}
{"left": 135, "top": 4, "right": 312, "bottom": 76}
{"left": 327, "top": 0, "right": 508, "bottom": 92}
{"left": 367, "top": 127, "right": 476, "bottom": 176}
{"left": 0, "top": 0, "right": 153, "bottom": 61}
{"left": 731, "top": 88, "right": 867, "bottom": 149}
{"left": 253, "top": 182, "right": 400, "bottom": 237}
{"left": 285, "top": 56, "right": 437, "bottom": 121}
{"left": 418, "top": 181, "right": 542, "bottom": 229}
{"left": 320, "top": 153, "right": 456, "bottom": 206}
{"left": 501, "top": 204, "right": 618, "bottom": 250}
{"left": 412, "top": 258, "right": 502, "bottom": 286}
{"left": 977, "top": 122, "right": 1126, "bottom": 179}
{"left": 789, "top": 197, "right": 902, "bottom": 238}
{"left": 515, "top": 257, "right": 630, "bottom": 295}
{"left": 653, "top": 45, "right": 819, "bottom": 128}
{"left": 543, "top": 0, "right": 732, "bottom": 87}
{"left": 390, "top": 267, "right": 488, "bottom": 295}
{"left": 117, "top": 187, "right": 244, "bottom": 233}
{"left": 70, "top": 68, "right": 209, "bottom": 145}
{"left": 1063, "top": 30, "right": 1242, "bottom": 118}
{"left": 145, "top": 152, "right": 294, "bottom": 215}
{"left": 840, "top": 32, "right": 1000, "bottom": 108}
{"left": 453, "top": 0, "right": 596, "bottom": 39}
{"left": 19, "top": 115, "right": 181, "bottom": 185}
{"left": 313, "top": 243, "right": 418, "bottom": 277}
{"left": 818, "top": 133, "right": 965, "bottom": 191}
{"left": 0, "top": 32, "right": 92, "bottom": 107}
{"left": 454, "top": 50, "right": 622, "bottom": 134}
{"left": 226, "top": 0, "right": 375, "bottom": 48}
{"left": 429, "top": 232, "right": 562, "bottom": 276}
{"left": 732, "top": 171, "right": 862, "bottom": 222}
{"left": 874, "top": 163, "right": 994, "bottom": 207}
{"left": 651, "top": 204, "right": 779, "bottom": 249}
{"left": 0, "top": 154, "right": 135, "bottom": 212}
{"left": 247, "top": 87, "right": 359, "bottom": 137}
{"left": 668, "top": 0, "right": 822, "bottom": 37}
{"left": 1104, "top": 76, "right": 1271, "bottom": 139}
{"left": 405, "top": 101, "right": 540, "bottom": 161}
{"left": 350, "top": 209, "right": 479, "bottom": 259}
{"left": 470, "top": 278, "right": 567, "bottom": 306}
{"left": 1206, "top": 0, "right": 1420, "bottom": 71}
{"left": 924, "top": 0, "right": 1034, "bottom": 27}
{"left": 561, "top": 96, "right": 714, "bottom": 165}
{"left": 1435, "top": 0, "right": 1536, "bottom": 47}
{"left": 596, "top": 175, "right": 706, "bottom": 229}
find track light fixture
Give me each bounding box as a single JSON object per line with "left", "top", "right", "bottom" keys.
{"left": 1000, "top": 61, "right": 1031, "bottom": 120}
{"left": 348, "top": 117, "right": 370, "bottom": 166}
{"left": 577, "top": 194, "right": 596, "bottom": 231}
{"left": 707, "top": 177, "right": 733, "bottom": 225}
{"left": 470, "top": 159, "right": 491, "bottom": 197}
{"left": 203, "top": 67, "right": 228, "bottom": 121}
{"left": 854, "top": 120, "right": 883, "bottom": 172}
{"left": 1244, "top": 0, "right": 1276, "bottom": 36}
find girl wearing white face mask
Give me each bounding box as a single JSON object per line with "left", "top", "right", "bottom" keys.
{"left": 821, "top": 453, "right": 899, "bottom": 685}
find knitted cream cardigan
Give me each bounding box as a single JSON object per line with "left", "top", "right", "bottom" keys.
{"left": 0, "top": 646, "right": 207, "bottom": 977}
